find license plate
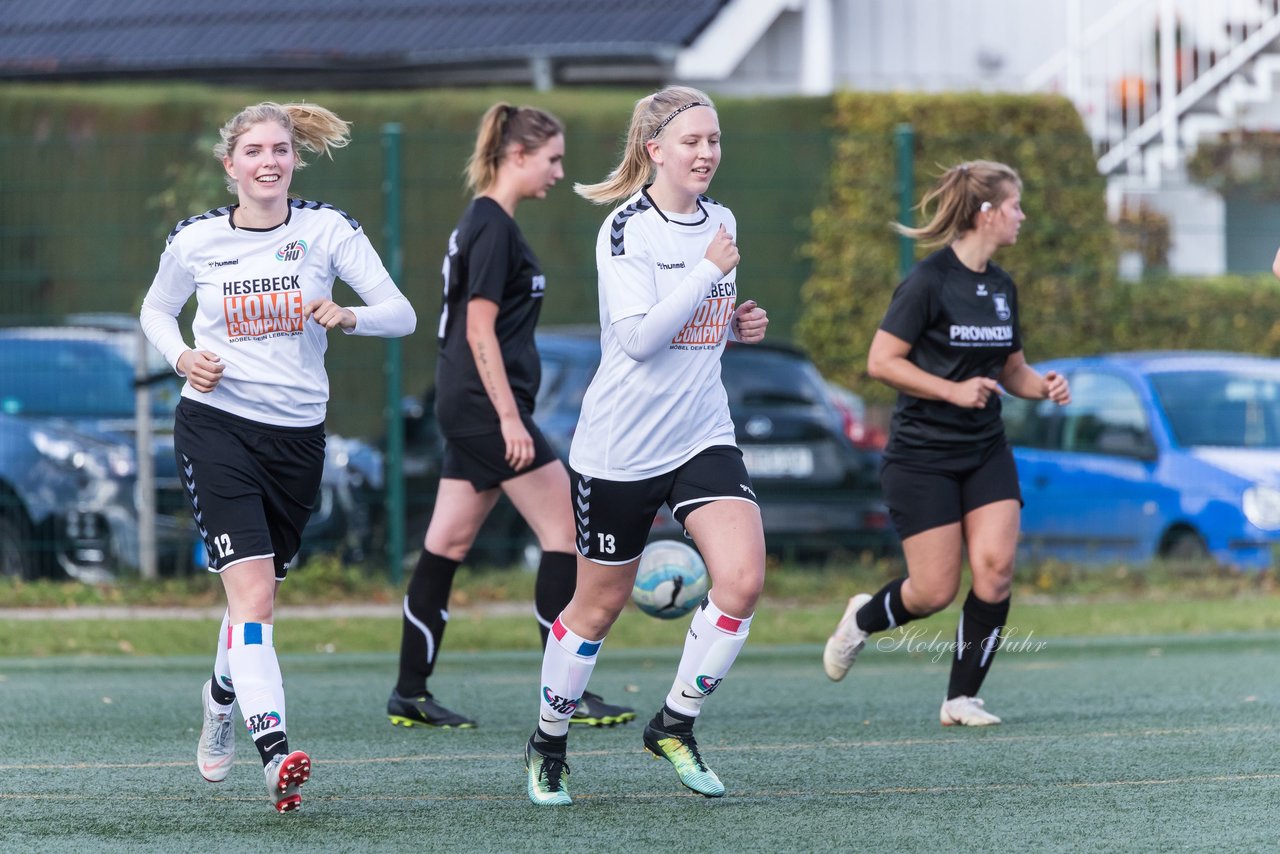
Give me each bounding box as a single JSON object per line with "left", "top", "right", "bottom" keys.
{"left": 740, "top": 445, "right": 815, "bottom": 478}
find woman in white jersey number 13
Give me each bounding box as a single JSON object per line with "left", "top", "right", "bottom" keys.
{"left": 140, "top": 102, "right": 416, "bottom": 813}
{"left": 523, "top": 86, "right": 770, "bottom": 807}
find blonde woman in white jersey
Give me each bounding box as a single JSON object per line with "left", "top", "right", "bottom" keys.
{"left": 140, "top": 102, "right": 415, "bottom": 813}
{"left": 523, "top": 86, "right": 770, "bottom": 806}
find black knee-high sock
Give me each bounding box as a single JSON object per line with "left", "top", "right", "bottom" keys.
{"left": 209, "top": 673, "right": 236, "bottom": 706}
{"left": 535, "top": 551, "right": 578, "bottom": 650}
{"left": 947, "top": 590, "right": 1011, "bottom": 700}
{"left": 854, "top": 577, "right": 916, "bottom": 634}
{"left": 395, "top": 549, "right": 461, "bottom": 697}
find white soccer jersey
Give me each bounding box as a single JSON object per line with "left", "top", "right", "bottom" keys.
{"left": 141, "top": 200, "right": 415, "bottom": 427}
{"left": 569, "top": 189, "right": 739, "bottom": 481}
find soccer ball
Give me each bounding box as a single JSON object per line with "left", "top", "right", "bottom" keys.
{"left": 631, "top": 539, "right": 709, "bottom": 619}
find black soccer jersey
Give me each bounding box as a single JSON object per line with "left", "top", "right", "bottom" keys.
{"left": 435, "top": 197, "right": 546, "bottom": 438}
{"left": 878, "top": 246, "right": 1023, "bottom": 461}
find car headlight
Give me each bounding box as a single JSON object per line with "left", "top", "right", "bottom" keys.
{"left": 31, "top": 428, "right": 136, "bottom": 479}
{"left": 32, "top": 428, "right": 91, "bottom": 471}
{"left": 1243, "top": 484, "right": 1280, "bottom": 530}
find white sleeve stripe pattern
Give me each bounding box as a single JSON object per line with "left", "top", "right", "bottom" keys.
{"left": 609, "top": 196, "right": 653, "bottom": 257}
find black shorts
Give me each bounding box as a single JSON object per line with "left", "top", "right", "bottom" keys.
{"left": 174, "top": 398, "right": 326, "bottom": 580}
{"left": 441, "top": 413, "right": 559, "bottom": 491}
{"left": 572, "top": 445, "right": 757, "bottom": 565}
{"left": 880, "top": 442, "right": 1022, "bottom": 540}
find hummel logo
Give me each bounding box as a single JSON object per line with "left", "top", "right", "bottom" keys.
{"left": 740, "top": 484, "right": 756, "bottom": 499}
{"left": 976, "top": 283, "right": 988, "bottom": 296}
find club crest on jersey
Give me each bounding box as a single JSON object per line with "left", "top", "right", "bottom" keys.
{"left": 275, "top": 239, "right": 308, "bottom": 262}
{"left": 993, "top": 293, "right": 1011, "bottom": 321}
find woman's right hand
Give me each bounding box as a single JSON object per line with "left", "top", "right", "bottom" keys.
{"left": 949, "top": 376, "right": 1001, "bottom": 409}
{"left": 501, "top": 414, "right": 535, "bottom": 472}
{"left": 705, "top": 224, "right": 740, "bottom": 275}
{"left": 177, "top": 349, "right": 224, "bottom": 393}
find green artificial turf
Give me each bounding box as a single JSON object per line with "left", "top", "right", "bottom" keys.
{"left": 3, "top": 635, "right": 1279, "bottom": 852}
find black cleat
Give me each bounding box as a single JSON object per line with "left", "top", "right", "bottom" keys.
{"left": 570, "top": 690, "right": 637, "bottom": 727}
{"left": 387, "top": 688, "right": 476, "bottom": 729}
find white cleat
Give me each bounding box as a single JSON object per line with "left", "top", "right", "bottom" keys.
{"left": 940, "top": 695, "right": 1002, "bottom": 727}
{"left": 196, "top": 680, "right": 236, "bottom": 783}
{"left": 265, "top": 750, "right": 311, "bottom": 813}
{"left": 823, "top": 593, "right": 872, "bottom": 681}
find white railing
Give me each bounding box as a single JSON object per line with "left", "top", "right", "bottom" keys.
{"left": 1024, "top": 0, "right": 1280, "bottom": 177}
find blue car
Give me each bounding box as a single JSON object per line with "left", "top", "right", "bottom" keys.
{"left": 1003, "top": 351, "right": 1280, "bottom": 569}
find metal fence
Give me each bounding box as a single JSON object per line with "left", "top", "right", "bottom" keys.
{"left": 0, "top": 121, "right": 837, "bottom": 583}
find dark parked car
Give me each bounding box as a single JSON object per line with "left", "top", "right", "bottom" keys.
{"left": 400, "top": 329, "right": 895, "bottom": 564}
{"left": 0, "top": 322, "right": 383, "bottom": 580}
{"left": 1004, "top": 351, "right": 1280, "bottom": 569}
{"left": 0, "top": 327, "right": 190, "bottom": 580}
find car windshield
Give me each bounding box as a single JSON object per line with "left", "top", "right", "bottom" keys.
{"left": 1152, "top": 369, "right": 1280, "bottom": 448}
{"left": 0, "top": 338, "right": 178, "bottom": 418}
{"left": 721, "top": 348, "right": 828, "bottom": 406}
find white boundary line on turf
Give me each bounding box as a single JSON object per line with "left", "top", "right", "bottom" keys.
{"left": 3, "top": 720, "right": 1278, "bottom": 773}
{"left": 4, "top": 772, "right": 1280, "bottom": 804}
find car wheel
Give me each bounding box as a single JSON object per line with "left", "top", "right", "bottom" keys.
{"left": 1161, "top": 529, "right": 1208, "bottom": 562}
{"left": 0, "top": 512, "right": 37, "bottom": 580}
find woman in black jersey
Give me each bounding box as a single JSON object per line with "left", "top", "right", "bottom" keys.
{"left": 822, "top": 160, "right": 1070, "bottom": 726}
{"left": 387, "top": 103, "right": 634, "bottom": 729}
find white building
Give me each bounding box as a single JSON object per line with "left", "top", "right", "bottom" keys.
{"left": 674, "top": 0, "right": 1280, "bottom": 275}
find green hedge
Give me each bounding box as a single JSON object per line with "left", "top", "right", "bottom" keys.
{"left": 0, "top": 84, "right": 834, "bottom": 436}
{"left": 796, "top": 92, "right": 1116, "bottom": 401}
{"left": 1107, "top": 273, "right": 1280, "bottom": 353}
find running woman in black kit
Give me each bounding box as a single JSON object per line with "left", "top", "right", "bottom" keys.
{"left": 822, "top": 160, "right": 1070, "bottom": 726}
{"left": 387, "top": 104, "right": 635, "bottom": 729}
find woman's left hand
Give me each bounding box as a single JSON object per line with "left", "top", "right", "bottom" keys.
{"left": 1043, "top": 369, "right": 1071, "bottom": 405}
{"left": 732, "top": 299, "right": 768, "bottom": 343}
{"left": 303, "top": 298, "right": 357, "bottom": 331}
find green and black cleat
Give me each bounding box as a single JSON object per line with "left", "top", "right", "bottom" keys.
{"left": 569, "top": 691, "right": 637, "bottom": 727}
{"left": 387, "top": 689, "right": 476, "bottom": 729}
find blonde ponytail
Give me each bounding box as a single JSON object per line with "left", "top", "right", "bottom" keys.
{"left": 576, "top": 86, "right": 715, "bottom": 205}
{"left": 892, "top": 160, "right": 1022, "bottom": 246}
{"left": 212, "top": 101, "right": 352, "bottom": 194}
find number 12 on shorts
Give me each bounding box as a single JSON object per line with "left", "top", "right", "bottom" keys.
{"left": 212, "top": 533, "right": 236, "bottom": 559}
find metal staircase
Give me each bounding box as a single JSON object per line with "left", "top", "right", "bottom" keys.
{"left": 1025, "top": 0, "right": 1280, "bottom": 185}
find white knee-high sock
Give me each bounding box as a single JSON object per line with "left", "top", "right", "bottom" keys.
{"left": 209, "top": 610, "right": 234, "bottom": 713}
{"left": 666, "top": 596, "right": 752, "bottom": 718}
{"left": 226, "top": 622, "right": 287, "bottom": 759}
{"left": 537, "top": 615, "right": 602, "bottom": 738}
